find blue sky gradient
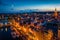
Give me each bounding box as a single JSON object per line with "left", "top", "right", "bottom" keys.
{"left": 0, "top": 0, "right": 60, "bottom": 13}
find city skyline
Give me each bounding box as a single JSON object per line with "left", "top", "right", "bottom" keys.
{"left": 0, "top": 0, "right": 60, "bottom": 13}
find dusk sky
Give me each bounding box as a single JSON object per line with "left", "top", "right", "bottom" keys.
{"left": 0, "top": 0, "right": 60, "bottom": 13}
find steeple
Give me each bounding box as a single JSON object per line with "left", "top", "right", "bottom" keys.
{"left": 55, "top": 8, "right": 57, "bottom": 11}
{"left": 53, "top": 8, "right": 58, "bottom": 18}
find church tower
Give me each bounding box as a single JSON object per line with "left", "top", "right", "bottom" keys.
{"left": 53, "top": 8, "right": 58, "bottom": 19}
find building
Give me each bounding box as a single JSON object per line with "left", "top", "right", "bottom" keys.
{"left": 53, "top": 8, "right": 58, "bottom": 19}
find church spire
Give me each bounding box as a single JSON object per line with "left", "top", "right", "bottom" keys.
{"left": 54, "top": 8, "right": 58, "bottom": 18}
{"left": 55, "top": 8, "right": 57, "bottom": 11}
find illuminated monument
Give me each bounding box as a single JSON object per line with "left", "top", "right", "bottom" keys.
{"left": 53, "top": 8, "right": 58, "bottom": 19}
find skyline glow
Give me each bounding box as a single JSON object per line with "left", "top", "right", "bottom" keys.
{"left": 0, "top": 0, "right": 60, "bottom": 13}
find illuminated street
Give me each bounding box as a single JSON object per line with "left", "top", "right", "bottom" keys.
{"left": 0, "top": 8, "right": 60, "bottom": 40}
{"left": 0, "top": 0, "right": 60, "bottom": 40}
